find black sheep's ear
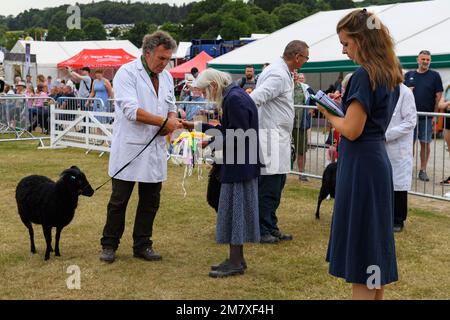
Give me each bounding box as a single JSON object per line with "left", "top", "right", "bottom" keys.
{"left": 70, "top": 166, "right": 80, "bottom": 171}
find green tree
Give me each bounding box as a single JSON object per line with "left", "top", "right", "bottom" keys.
{"left": 219, "top": 1, "right": 256, "bottom": 38}
{"left": 0, "top": 31, "right": 22, "bottom": 50}
{"left": 195, "top": 13, "right": 222, "bottom": 39}
{"left": 160, "top": 23, "right": 182, "bottom": 43}
{"left": 5, "top": 1, "right": 196, "bottom": 31}
{"left": 219, "top": 16, "right": 251, "bottom": 40}
{"left": 123, "top": 22, "right": 157, "bottom": 47}
{"left": 109, "top": 27, "right": 121, "bottom": 39}
{"left": 182, "top": 0, "right": 261, "bottom": 40}
{"left": 252, "top": 0, "right": 282, "bottom": 12}
{"left": 273, "top": 3, "right": 310, "bottom": 28}
{"left": 82, "top": 17, "right": 107, "bottom": 40}
{"left": 181, "top": 0, "right": 228, "bottom": 39}
{"left": 24, "top": 27, "right": 46, "bottom": 40}
{"left": 249, "top": 5, "right": 280, "bottom": 33}
{"left": 315, "top": 0, "right": 333, "bottom": 13}
{"left": 46, "top": 25, "right": 65, "bottom": 41}
{"left": 48, "top": 10, "right": 69, "bottom": 32}
{"left": 65, "top": 28, "right": 86, "bottom": 41}
{"left": 325, "top": 0, "right": 355, "bottom": 10}
{"left": 253, "top": 11, "right": 280, "bottom": 33}
{"left": 148, "top": 24, "right": 158, "bottom": 35}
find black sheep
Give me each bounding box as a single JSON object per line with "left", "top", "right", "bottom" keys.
{"left": 315, "top": 162, "right": 337, "bottom": 220}
{"left": 16, "top": 166, "right": 94, "bottom": 260}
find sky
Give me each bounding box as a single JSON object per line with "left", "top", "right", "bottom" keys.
{"left": 2, "top": 0, "right": 197, "bottom": 17}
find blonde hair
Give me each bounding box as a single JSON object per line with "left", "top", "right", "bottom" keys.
{"left": 337, "top": 9, "right": 402, "bottom": 90}
{"left": 192, "top": 68, "right": 232, "bottom": 108}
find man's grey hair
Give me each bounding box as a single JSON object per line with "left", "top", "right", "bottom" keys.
{"left": 283, "top": 40, "right": 309, "bottom": 60}
{"left": 142, "top": 31, "right": 177, "bottom": 54}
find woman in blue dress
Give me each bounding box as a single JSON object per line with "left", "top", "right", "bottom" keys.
{"left": 87, "top": 69, "right": 114, "bottom": 145}
{"left": 88, "top": 69, "right": 113, "bottom": 124}
{"left": 316, "top": 9, "right": 403, "bottom": 299}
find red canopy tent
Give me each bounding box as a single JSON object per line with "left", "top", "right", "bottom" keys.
{"left": 57, "top": 48, "right": 136, "bottom": 69}
{"left": 169, "top": 51, "right": 213, "bottom": 79}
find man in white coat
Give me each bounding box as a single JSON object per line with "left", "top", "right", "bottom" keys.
{"left": 385, "top": 83, "right": 417, "bottom": 232}
{"left": 100, "top": 31, "right": 182, "bottom": 263}
{"left": 250, "top": 40, "right": 310, "bottom": 244}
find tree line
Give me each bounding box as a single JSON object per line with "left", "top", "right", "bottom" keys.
{"left": 0, "top": 0, "right": 427, "bottom": 50}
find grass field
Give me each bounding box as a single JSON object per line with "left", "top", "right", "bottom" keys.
{"left": 0, "top": 141, "right": 449, "bottom": 300}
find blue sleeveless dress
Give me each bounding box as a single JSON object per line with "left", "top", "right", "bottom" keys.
{"left": 93, "top": 79, "right": 109, "bottom": 124}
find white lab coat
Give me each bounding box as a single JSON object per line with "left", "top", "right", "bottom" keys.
{"left": 250, "top": 57, "right": 294, "bottom": 175}
{"left": 385, "top": 84, "right": 417, "bottom": 191}
{"left": 108, "top": 56, "right": 177, "bottom": 183}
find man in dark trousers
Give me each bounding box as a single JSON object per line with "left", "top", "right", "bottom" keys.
{"left": 99, "top": 31, "right": 182, "bottom": 263}
{"left": 250, "top": 40, "right": 310, "bottom": 244}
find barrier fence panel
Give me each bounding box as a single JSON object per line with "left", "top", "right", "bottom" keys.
{"left": 50, "top": 97, "right": 114, "bottom": 155}
{"left": 411, "top": 112, "right": 450, "bottom": 201}
{"left": 291, "top": 105, "right": 450, "bottom": 201}
{"left": 175, "top": 100, "right": 219, "bottom": 123}
{"left": 291, "top": 105, "right": 335, "bottom": 180}
{"left": 0, "top": 95, "right": 55, "bottom": 147}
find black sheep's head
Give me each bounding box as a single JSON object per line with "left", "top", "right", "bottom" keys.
{"left": 61, "top": 166, "right": 95, "bottom": 197}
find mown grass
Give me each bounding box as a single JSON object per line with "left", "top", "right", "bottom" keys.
{"left": 0, "top": 141, "right": 449, "bottom": 299}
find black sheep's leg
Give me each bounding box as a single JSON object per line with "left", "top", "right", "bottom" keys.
{"left": 315, "top": 187, "right": 328, "bottom": 220}
{"left": 55, "top": 226, "right": 62, "bottom": 256}
{"left": 25, "top": 221, "right": 36, "bottom": 254}
{"left": 315, "top": 198, "right": 323, "bottom": 220}
{"left": 42, "top": 225, "right": 52, "bottom": 260}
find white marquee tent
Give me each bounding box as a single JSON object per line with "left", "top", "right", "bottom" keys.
{"left": 4, "top": 40, "right": 141, "bottom": 83}
{"left": 208, "top": 0, "right": 450, "bottom": 88}
{"left": 172, "top": 42, "right": 192, "bottom": 60}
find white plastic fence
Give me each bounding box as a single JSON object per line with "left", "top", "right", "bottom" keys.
{"left": 49, "top": 97, "right": 114, "bottom": 156}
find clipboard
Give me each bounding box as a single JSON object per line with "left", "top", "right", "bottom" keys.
{"left": 310, "top": 90, "right": 344, "bottom": 117}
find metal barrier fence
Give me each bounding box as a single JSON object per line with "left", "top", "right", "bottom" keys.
{"left": 291, "top": 105, "right": 450, "bottom": 201}
{"left": 175, "top": 100, "right": 219, "bottom": 123}
{"left": 0, "top": 95, "right": 56, "bottom": 147}
{"left": 411, "top": 112, "right": 450, "bottom": 201}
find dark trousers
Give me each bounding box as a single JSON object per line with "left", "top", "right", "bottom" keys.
{"left": 394, "top": 191, "right": 408, "bottom": 226}
{"left": 28, "top": 107, "right": 49, "bottom": 132}
{"left": 101, "top": 178, "right": 162, "bottom": 251}
{"left": 258, "top": 174, "right": 287, "bottom": 236}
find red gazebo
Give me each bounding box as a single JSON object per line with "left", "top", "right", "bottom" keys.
{"left": 169, "top": 51, "right": 213, "bottom": 79}
{"left": 57, "top": 48, "right": 137, "bottom": 80}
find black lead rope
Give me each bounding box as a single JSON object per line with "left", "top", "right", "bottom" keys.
{"left": 95, "top": 118, "right": 169, "bottom": 191}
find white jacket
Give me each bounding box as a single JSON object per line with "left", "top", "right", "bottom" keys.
{"left": 250, "top": 57, "right": 294, "bottom": 175}
{"left": 108, "top": 56, "right": 177, "bottom": 183}
{"left": 385, "top": 84, "right": 417, "bottom": 191}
